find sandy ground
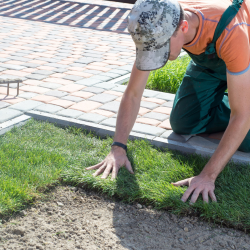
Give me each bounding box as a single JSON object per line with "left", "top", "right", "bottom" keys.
{"left": 0, "top": 186, "right": 250, "bottom": 250}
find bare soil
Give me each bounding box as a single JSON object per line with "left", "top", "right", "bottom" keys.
{"left": 0, "top": 186, "right": 250, "bottom": 250}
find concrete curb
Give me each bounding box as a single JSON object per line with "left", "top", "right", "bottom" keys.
{"left": 0, "top": 114, "right": 31, "bottom": 136}
{"left": 24, "top": 111, "right": 250, "bottom": 164}
{"left": 106, "top": 73, "right": 131, "bottom": 85}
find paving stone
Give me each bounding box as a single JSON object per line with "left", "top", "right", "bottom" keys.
{"left": 54, "top": 68, "right": 67, "bottom": 73}
{"left": 143, "top": 112, "right": 170, "bottom": 121}
{"left": 58, "top": 84, "right": 85, "bottom": 93}
{"left": 142, "top": 89, "right": 158, "bottom": 98}
{"left": 9, "top": 100, "right": 43, "bottom": 112}
{"left": 120, "top": 59, "right": 134, "bottom": 63}
{"left": 82, "top": 53, "right": 102, "bottom": 58}
{"left": 31, "top": 95, "right": 58, "bottom": 103}
{"left": 58, "top": 49, "right": 72, "bottom": 53}
{"left": 26, "top": 74, "right": 47, "bottom": 80}
{"left": 143, "top": 97, "right": 166, "bottom": 105}
{"left": 84, "top": 87, "right": 105, "bottom": 94}
{"left": 162, "top": 101, "right": 174, "bottom": 108}
{"left": 114, "top": 65, "right": 132, "bottom": 72}
{"left": 63, "top": 75, "right": 83, "bottom": 81}
{"left": 76, "top": 78, "right": 103, "bottom": 86}
{"left": 160, "top": 130, "right": 190, "bottom": 142}
{"left": 98, "top": 101, "right": 120, "bottom": 113}
{"left": 53, "top": 56, "right": 67, "bottom": 61}
{"left": 89, "top": 93, "right": 117, "bottom": 104}
{"left": 44, "top": 90, "right": 68, "bottom": 98}
{"left": 92, "top": 109, "right": 115, "bottom": 118}
{"left": 69, "top": 63, "right": 87, "bottom": 68}
{"left": 56, "top": 109, "right": 84, "bottom": 119}
{"left": 105, "top": 65, "right": 120, "bottom": 69}
{"left": 158, "top": 119, "right": 172, "bottom": 129}
{"left": 140, "top": 101, "right": 159, "bottom": 110}
{"left": 33, "top": 70, "right": 55, "bottom": 75}
{"left": 61, "top": 95, "right": 83, "bottom": 103}
{"left": 56, "top": 53, "right": 71, "bottom": 57}
{"left": 153, "top": 107, "right": 172, "bottom": 115}
{"left": 0, "top": 64, "right": 26, "bottom": 70}
{"left": 75, "top": 58, "right": 95, "bottom": 64}
{"left": 0, "top": 101, "right": 10, "bottom": 109}
{"left": 45, "top": 63, "right": 68, "bottom": 69}
{"left": 21, "top": 63, "right": 41, "bottom": 68}
{"left": 4, "top": 83, "right": 24, "bottom": 89}
{"left": 18, "top": 92, "right": 38, "bottom": 99}
{"left": 0, "top": 108, "right": 23, "bottom": 123}
{"left": 37, "top": 58, "right": 59, "bottom": 63}
{"left": 84, "top": 69, "right": 103, "bottom": 74}
{"left": 39, "top": 82, "right": 63, "bottom": 89}
{"left": 0, "top": 58, "right": 8, "bottom": 63}
{"left": 100, "top": 72, "right": 120, "bottom": 79}
{"left": 90, "top": 75, "right": 112, "bottom": 81}
{"left": 78, "top": 113, "right": 107, "bottom": 124}
{"left": 0, "top": 74, "right": 26, "bottom": 81}
{"left": 132, "top": 123, "right": 166, "bottom": 137}
{"left": 8, "top": 56, "right": 30, "bottom": 62}
{"left": 10, "top": 52, "right": 29, "bottom": 57}
{"left": 111, "top": 85, "right": 127, "bottom": 92}
{"left": 34, "top": 104, "right": 64, "bottom": 114}
{"left": 93, "top": 82, "right": 116, "bottom": 90}
{"left": 100, "top": 117, "right": 116, "bottom": 127}
{"left": 70, "top": 101, "right": 102, "bottom": 112}
{"left": 49, "top": 99, "right": 75, "bottom": 108}
{"left": 108, "top": 69, "right": 130, "bottom": 76}
{"left": 155, "top": 92, "right": 176, "bottom": 101}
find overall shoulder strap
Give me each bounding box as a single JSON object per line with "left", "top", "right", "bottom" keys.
{"left": 205, "top": 0, "right": 244, "bottom": 56}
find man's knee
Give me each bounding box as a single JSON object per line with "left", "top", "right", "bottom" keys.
{"left": 170, "top": 111, "right": 189, "bottom": 134}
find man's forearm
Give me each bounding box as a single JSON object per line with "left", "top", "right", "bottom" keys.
{"left": 200, "top": 115, "right": 250, "bottom": 180}
{"left": 112, "top": 62, "right": 150, "bottom": 145}
{"left": 113, "top": 94, "right": 141, "bottom": 144}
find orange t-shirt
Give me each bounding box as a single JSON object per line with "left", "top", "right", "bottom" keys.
{"left": 180, "top": 0, "right": 250, "bottom": 75}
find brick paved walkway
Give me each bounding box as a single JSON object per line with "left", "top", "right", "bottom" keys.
{"left": 0, "top": 0, "right": 132, "bottom": 33}
{"left": 0, "top": 0, "right": 249, "bottom": 163}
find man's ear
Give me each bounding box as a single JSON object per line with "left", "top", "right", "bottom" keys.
{"left": 181, "top": 20, "right": 189, "bottom": 34}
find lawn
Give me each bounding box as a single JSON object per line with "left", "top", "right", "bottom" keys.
{"left": 146, "top": 54, "right": 191, "bottom": 94}
{"left": 1, "top": 119, "right": 250, "bottom": 232}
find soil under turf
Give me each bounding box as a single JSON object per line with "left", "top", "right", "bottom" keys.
{"left": 0, "top": 186, "right": 250, "bottom": 250}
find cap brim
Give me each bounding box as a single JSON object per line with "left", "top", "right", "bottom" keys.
{"left": 135, "top": 40, "right": 170, "bottom": 71}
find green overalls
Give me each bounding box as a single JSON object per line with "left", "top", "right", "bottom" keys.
{"left": 170, "top": 0, "right": 250, "bottom": 152}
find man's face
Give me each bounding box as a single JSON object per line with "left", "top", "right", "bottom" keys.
{"left": 168, "top": 31, "right": 184, "bottom": 61}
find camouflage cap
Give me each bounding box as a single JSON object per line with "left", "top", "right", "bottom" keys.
{"left": 127, "top": 0, "right": 180, "bottom": 71}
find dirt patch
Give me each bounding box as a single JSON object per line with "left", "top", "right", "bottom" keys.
{"left": 0, "top": 186, "right": 249, "bottom": 250}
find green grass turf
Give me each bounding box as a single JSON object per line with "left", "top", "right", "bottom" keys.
{"left": 146, "top": 54, "right": 191, "bottom": 94}
{"left": 1, "top": 119, "right": 250, "bottom": 231}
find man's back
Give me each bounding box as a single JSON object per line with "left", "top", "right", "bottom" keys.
{"left": 180, "top": 0, "right": 250, "bottom": 75}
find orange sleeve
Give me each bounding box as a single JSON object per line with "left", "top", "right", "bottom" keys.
{"left": 218, "top": 25, "right": 250, "bottom": 75}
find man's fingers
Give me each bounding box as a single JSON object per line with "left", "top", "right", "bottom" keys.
{"left": 101, "top": 164, "right": 113, "bottom": 179}
{"left": 125, "top": 159, "right": 134, "bottom": 174}
{"left": 93, "top": 164, "right": 107, "bottom": 177}
{"left": 190, "top": 188, "right": 202, "bottom": 204}
{"left": 111, "top": 165, "right": 119, "bottom": 180}
{"left": 209, "top": 190, "right": 217, "bottom": 202}
{"left": 172, "top": 178, "right": 189, "bottom": 187}
{"left": 202, "top": 190, "right": 209, "bottom": 203}
{"left": 181, "top": 186, "right": 195, "bottom": 202}
{"left": 86, "top": 161, "right": 104, "bottom": 170}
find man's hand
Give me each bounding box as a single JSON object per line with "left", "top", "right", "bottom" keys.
{"left": 85, "top": 146, "right": 134, "bottom": 180}
{"left": 172, "top": 174, "right": 217, "bottom": 204}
